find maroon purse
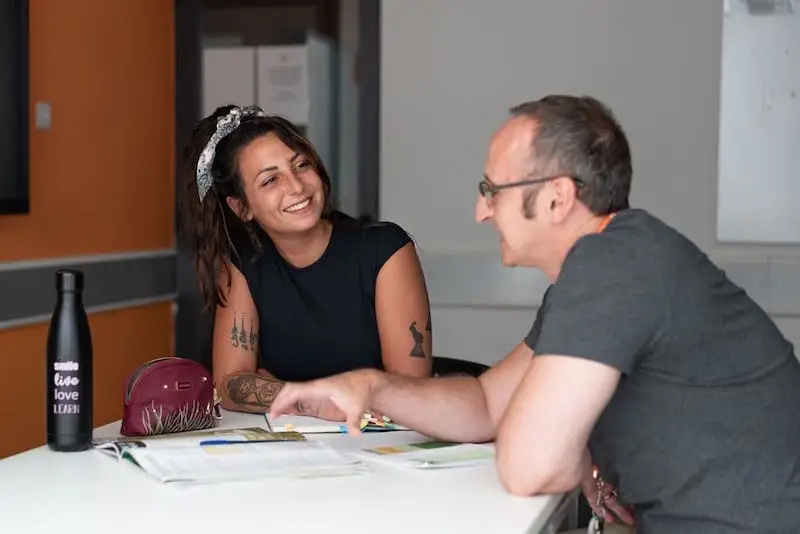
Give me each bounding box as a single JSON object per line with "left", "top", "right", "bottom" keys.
{"left": 120, "top": 357, "right": 222, "bottom": 437}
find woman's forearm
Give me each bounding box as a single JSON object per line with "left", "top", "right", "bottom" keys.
{"left": 219, "top": 370, "right": 284, "bottom": 413}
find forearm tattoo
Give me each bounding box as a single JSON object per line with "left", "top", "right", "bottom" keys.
{"left": 224, "top": 374, "right": 283, "bottom": 412}
{"left": 230, "top": 312, "right": 258, "bottom": 353}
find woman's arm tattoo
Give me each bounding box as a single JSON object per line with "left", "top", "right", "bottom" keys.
{"left": 222, "top": 373, "right": 283, "bottom": 413}
{"left": 230, "top": 312, "right": 258, "bottom": 353}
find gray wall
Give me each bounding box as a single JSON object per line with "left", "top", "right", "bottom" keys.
{"left": 379, "top": 0, "right": 800, "bottom": 364}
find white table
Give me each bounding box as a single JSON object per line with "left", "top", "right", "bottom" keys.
{"left": 0, "top": 410, "right": 577, "bottom": 534}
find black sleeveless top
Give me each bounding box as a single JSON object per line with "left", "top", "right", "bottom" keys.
{"left": 232, "top": 215, "right": 412, "bottom": 382}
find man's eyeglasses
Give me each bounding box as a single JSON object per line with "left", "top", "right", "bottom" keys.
{"left": 478, "top": 175, "right": 584, "bottom": 203}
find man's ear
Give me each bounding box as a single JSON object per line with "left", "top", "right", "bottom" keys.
{"left": 225, "top": 196, "right": 252, "bottom": 222}
{"left": 548, "top": 176, "right": 579, "bottom": 222}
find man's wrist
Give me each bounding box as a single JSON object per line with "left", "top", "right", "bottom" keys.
{"left": 362, "top": 368, "right": 389, "bottom": 406}
{"left": 364, "top": 368, "right": 387, "bottom": 391}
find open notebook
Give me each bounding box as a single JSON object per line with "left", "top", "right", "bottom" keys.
{"left": 351, "top": 440, "right": 495, "bottom": 470}
{"left": 93, "top": 427, "right": 369, "bottom": 485}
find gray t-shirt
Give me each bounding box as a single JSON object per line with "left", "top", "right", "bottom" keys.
{"left": 525, "top": 208, "right": 800, "bottom": 534}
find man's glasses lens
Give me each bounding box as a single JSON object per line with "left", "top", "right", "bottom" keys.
{"left": 479, "top": 181, "right": 493, "bottom": 199}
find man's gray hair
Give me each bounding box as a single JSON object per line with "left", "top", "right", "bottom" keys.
{"left": 509, "top": 95, "right": 632, "bottom": 216}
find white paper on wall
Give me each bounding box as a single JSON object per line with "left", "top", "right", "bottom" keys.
{"left": 256, "top": 46, "right": 309, "bottom": 125}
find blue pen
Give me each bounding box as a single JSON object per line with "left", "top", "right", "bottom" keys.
{"left": 199, "top": 439, "right": 277, "bottom": 446}
{"left": 199, "top": 439, "right": 242, "bottom": 446}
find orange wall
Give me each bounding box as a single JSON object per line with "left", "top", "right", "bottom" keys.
{"left": 0, "top": 304, "right": 173, "bottom": 458}
{"left": 0, "top": 0, "right": 176, "bottom": 458}
{"left": 0, "top": 0, "right": 175, "bottom": 261}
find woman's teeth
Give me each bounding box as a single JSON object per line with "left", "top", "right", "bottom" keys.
{"left": 284, "top": 198, "right": 311, "bottom": 213}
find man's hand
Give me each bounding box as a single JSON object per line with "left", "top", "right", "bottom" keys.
{"left": 269, "top": 369, "right": 382, "bottom": 435}
{"left": 294, "top": 398, "right": 347, "bottom": 422}
{"left": 581, "top": 467, "right": 635, "bottom": 526}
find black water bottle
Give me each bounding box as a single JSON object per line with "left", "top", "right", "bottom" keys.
{"left": 46, "top": 269, "right": 93, "bottom": 452}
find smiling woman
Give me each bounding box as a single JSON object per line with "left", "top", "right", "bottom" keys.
{"left": 177, "top": 105, "right": 433, "bottom": 418}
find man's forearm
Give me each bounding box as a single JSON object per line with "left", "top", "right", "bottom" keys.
{"left": 371, "top": 371, "right": 495, "bottom": 443}
{"left": 220, "top": 371, "right": 284, "bottom": 413}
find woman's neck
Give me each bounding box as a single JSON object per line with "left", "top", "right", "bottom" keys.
{"left": 269, "top": 219, "right": 333, "bottom": 269}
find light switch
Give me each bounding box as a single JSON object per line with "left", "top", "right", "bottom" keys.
{"left": 35, "top": 101, "right": 52, "bottom": 130}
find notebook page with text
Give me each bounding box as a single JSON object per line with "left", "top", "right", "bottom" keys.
{"left": 124, "top": 440, "right": 369, "bottom": 485}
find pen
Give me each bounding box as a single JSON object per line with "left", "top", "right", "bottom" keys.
{"left": 200, "top": 439, "right": 245, "bottom": 446}
{"left": 199, "top": 439, "right": 278, "bottom": 446}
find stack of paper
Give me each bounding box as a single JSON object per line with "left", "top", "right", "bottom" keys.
{"left": 94, "top": 428, "right": 369, "bottom": 485}
{"left": 352, "top": 440, "right": 495, "bottom": 470}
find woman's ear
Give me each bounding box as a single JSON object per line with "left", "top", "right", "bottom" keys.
{"left": 226, "top": 196, "right": 252, "bottom": 222}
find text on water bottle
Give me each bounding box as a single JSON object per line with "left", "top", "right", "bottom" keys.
{"left": 52, "top": 361, "right": 81, "bottom": 414}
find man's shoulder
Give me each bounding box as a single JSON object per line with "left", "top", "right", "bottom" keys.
{"left": 564, "top": 211, "right": 644, "bottom": 266}
{"left": 598, "top": 208, "right": 680, "bottom": 246}
{"left": 567, "top": 208, "right": 692, "bottom": 271}
{"left": 607, "top": 208, "right": 678, "bottom": 238}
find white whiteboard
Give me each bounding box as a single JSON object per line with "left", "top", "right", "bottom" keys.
{"left": 716, "top": 3, "right": 800, "bottom": 243}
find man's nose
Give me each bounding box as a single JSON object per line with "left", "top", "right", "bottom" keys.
{"left": 475, "top": 195, "right": 492, "bottom": 223}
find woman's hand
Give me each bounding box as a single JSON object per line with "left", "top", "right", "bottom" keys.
{"left": 581, "top": 467, "right": 635, "bottom": 526}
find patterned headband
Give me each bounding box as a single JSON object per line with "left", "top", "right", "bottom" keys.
{"left": 195, "top": 105, "right": 266, "bottom": 202}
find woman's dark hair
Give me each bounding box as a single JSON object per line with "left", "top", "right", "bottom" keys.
{"left": 178, "top": 105, "right": 335, "bottom": 311}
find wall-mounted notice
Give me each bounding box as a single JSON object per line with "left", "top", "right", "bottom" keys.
{"left": 256, "top": 45, "right": 310, "bottom": 126}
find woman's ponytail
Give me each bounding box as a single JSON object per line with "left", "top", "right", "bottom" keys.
{"left": 177, "top": 106, "right": 243, "bottom": 311}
